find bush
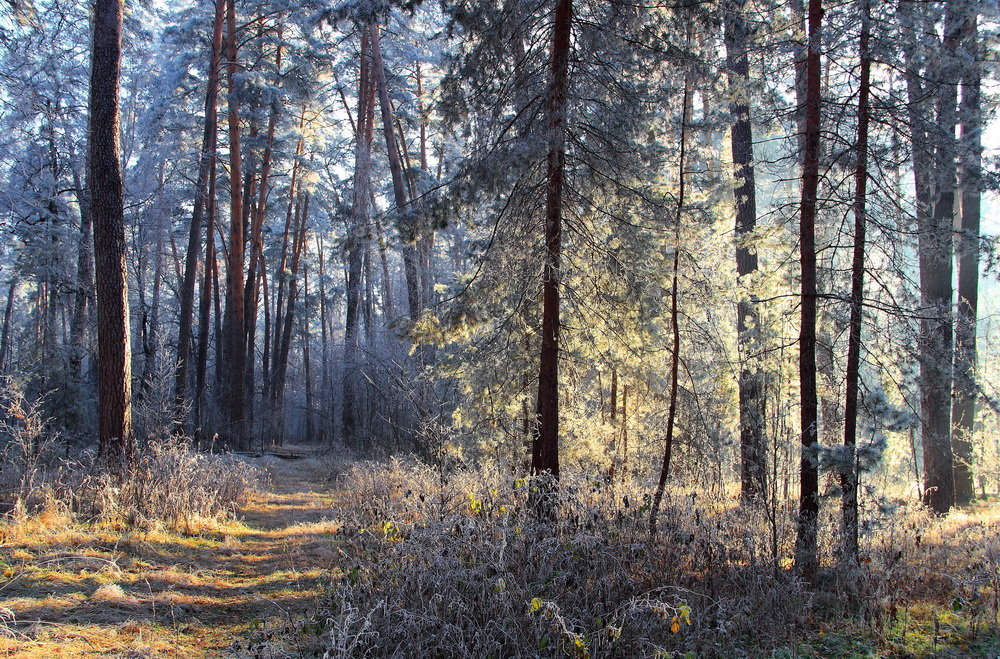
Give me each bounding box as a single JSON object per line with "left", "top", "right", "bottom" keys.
{"left": 74, "top": 438, "right": 262, "bottom": 530}
{"left": 321, "top": 458, "right": 813, "bottom": 657}
{"left": 0, "top": 388, "right": 261, "bottom": 531}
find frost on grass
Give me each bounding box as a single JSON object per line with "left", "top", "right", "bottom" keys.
{"left": 319, "top": 458, "right": 1000, "bottom": 657}
{"left": 0, "top": 389, "right": 262, "bottom": 531}
{"left": 321, "top": 458, "right": 811, "bottom": 657}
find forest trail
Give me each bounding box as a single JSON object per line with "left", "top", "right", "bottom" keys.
{"left": 0, "top": 456, "right": 338, "bottom": 657}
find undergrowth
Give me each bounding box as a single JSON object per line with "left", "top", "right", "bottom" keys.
{"left": 0, "top": 389, "right": 261, "bottom": 532}
{"left": 320, "top": 457, "right": 1000, "bottom": 658}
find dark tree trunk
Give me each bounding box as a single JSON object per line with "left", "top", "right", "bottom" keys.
{"left": 370, "top": 23, "right": 421, "bottom": 322}
{"left": 142, "top": 203, "right": 165, "bottom": 393}
{"left": 0, "top": 279, "right": 18, "bottom": 375}
{"left": 222, "top": 0, "right": 246, "bottom": 445}
{"left": 342, "top": 26, "right": 374, "bottom": 447}
{"left": 269, "top": 126, "right": 304, "bottom": 402}
{"left": 89, "top": 0, "right": 134, "bottom": 465}
{"left": 244, "top": 28, "right": 283, "bottom": 430}
{"left": 70, "top": 165, "right": 94, "bottom": 382}
{"left": 175, "top": 0, "right": 225, "bottom": 427}
{"left": 650, "top": 79, "right": 689, "bottom": 532}
{"left": 795, "top": 0, "right": 823, "bottom": 583}
{"left": 725, "top": 0, "right": 766, "bottom": 501}
{"left": 415, "top": 63, "right": 435, "bottom": 307}
{"left": 919, "top": 3, "right": 961, "bottom": 514}
{"left": 316, "top": 233, "right": 330, "bottom": 444}
{"left": 952, "top": 9, "right": 981, "bottom": 506}
{"left": 212, "top": 232, "right": 224, "bottom": 394}
{"left": 195, "top": 156, "right": 218, "bottom": 438}
{"left": 620, "top": 384, "right": 629, "bottom": 478}
{"left": 302, "top": 265, "right": 314, "bottom": 443}
{"left": 532, "top": 0, "right": 572, "bottom": 497}
{"left": 609, "top": 367, "right": 618, "bottom": 423}
{"left": 841, "top": 0, "right": 871, "bottom": 566}
{"left": 271, "top": 194, "right": 309, "bottom": 427}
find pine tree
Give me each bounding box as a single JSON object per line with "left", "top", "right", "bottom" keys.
{"left": 88, "top": 0, "right": 134, "bottom": 465}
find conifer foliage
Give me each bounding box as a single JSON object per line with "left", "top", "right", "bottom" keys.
{"left": 0, "top": 0, "right": 996, "bottom": 562}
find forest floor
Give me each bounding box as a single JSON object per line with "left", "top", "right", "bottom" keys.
{"left": 0, "top": 453, "right": 998, "bottom": 657}
{"left": 0, "top": 455, "right": 337, "bottom": 657}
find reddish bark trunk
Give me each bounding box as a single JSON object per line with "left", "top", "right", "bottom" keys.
{"left": 533, "top": 0, "right": 572, "bottom": 494}
{"left": 176, "top": 0, "right": 225, "bottom": 425}
{"left": 89, "top": 0, "right": 134, "bottom": 465}
{"left": 222, "top": 0, "right": 247, "bottom": 444}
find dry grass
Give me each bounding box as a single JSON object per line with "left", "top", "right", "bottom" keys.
{"left": 0, "top": 388, "right": 261, "bottom": 532}
{"left": 318, "top": 458, "right": 1000, "bottom": 658}
{"left": 3, "top": 448, "right": 998, "bottom": 657}
{"left": 0, "top": 457, "right": 340, "bottom": 657}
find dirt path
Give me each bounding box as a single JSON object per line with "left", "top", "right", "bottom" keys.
{"left": 0, "top": 458, "right": 339, "bottom": 657}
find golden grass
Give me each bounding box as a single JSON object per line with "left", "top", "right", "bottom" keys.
{"left": 0, "top": 458, "right": 339, "bottom": 657}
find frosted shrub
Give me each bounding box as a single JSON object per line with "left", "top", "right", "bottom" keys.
{"left": 322, "top": 459, "right": 812, "bottom": 657}
{"left": 0, "top": 389, "right": 260, "bottom": 530}
{"left": 0, "top": 389, "right": 64, "bottom": 514}
{"left": 75, "top": 438, "right": 261, "bottom": 529}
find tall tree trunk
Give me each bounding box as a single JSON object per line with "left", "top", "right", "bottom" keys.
{"left": 342, "top": 26, "right": 374, "bottom": 447}
{"left": 271, "top": 193, "right": 309, "bottom": 422}
{"left": 725, "top": 0, "right": 766, "bottom": 501}
{"left": 89, "top": 0, "right": 134, "bottom": 465}
{"left": 795, "top": 0, "right": 823, "bottom": 582}
{"left": 316, "top": 233, "right": 330, "bottom": 443}
{"left": 262, "top": 243, "right": 272, "bottom": 395}
{"left": 532, "top": 0, "right": 572, "bottom": 495}
{"left": 142, "top": 204, "right": 165, "bottom": 393}
{"left": 175, "top": 0, "right": 225, "bottom": 425}
{"left": 70, "top": 164, "right": 94, "bottom": 382}
{"left": 952, "top": 7, "right": 980, "bottom": 506}
{"left": 620, "top": 384, "right": 629, "bottom": 478}
{"left": 369, "top": 23, "right": 421, "bottom": 322}
{"left": 902, "top": 2, "right": 934, "bottom": 503}
{"left": 302, "top": 264, "right": 315, "bottom": 443}
{"left": 650, "top": 79, "right": 689, "bottom": 531}
{"left": 212, "top": 233, "right": 224, "bottom": 394}
{"left": 919, "top": 4, "right": 961, "bottom": 514}
{"left": 244, "top": 27, "right": 284, "bottom": 429}
{"left": 362, "top": 242, "right": 374, "bottom": 341}
{"left": 269, "top": 126, "right": 304, "bottom": 401}
{"left": 195, "top": 156, "right": 219, "bottom": 437}
{"left": 222, "top": 0, "right": 246, "bottom": 445}
{"left": 415, "top": 63, "right": 435, "bottom": 307}
{"left": 373, "top": 214, "right": 395, "bottom": 320}
{"left": 0, "top": 279, "right": 18, "bottom": 375}
{"left": 841, "top": 0, "right": 871, "bottom": 566}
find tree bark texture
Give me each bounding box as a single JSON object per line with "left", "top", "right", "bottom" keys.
{"left": 89, "top": 0, "right": 134, "bottom": 465}
{"left": 342, "top": 26, "right": 374, "bottom": 447}
{"left": 650, "top": 79, "right": 689, "bottom": 532}
{"left": 222, "top": 0, "right": 246, "bottom": 444}
{"left": 370, "top": 23, "right": 421, "bottom": 322}
{"left": 952, "top": 6, "right": 980, "bottom": 506}
{"left": 919, "top": 3, "right": 961, "bottom": 514}
{"left": 724, "top": 0, "right": 766, "bottom": 501}
{"left": 176, "top": 0, "right": 225, "bottom": 426}
{"left": 532, "top": 0, "right": 572, "bottom": 487}
{"left": 841, "top": 0, "right": 871, "bottom": 565}
{"left": 795, "top": 0, "right": 822, "bottom": 582}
